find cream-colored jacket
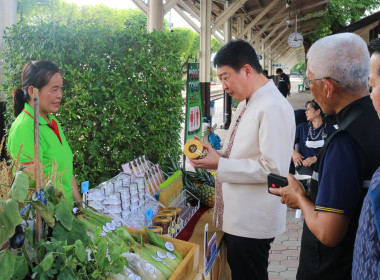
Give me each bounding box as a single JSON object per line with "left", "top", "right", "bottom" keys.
{"left": 216, "top": 80, "right": 295, "bottom": 239}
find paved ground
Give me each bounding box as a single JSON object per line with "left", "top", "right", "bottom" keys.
{"left": 210, "top": 78, "right": 312, "bottom": 280}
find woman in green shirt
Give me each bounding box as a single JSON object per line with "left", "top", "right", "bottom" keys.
{"left": 8, "top": 60, "right": 81, "bottom": 203}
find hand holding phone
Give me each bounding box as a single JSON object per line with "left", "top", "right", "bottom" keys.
{"left": 267, "top": 173, "right": 288, "bottom": 196}
{"left": 268, "top": 173, "right": 308, "bottom": 197}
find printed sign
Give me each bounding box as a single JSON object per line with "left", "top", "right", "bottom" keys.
{"left": 185, "top": 63, "right": 203, "bottom": 142}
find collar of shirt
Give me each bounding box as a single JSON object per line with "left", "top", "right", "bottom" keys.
{"left": 23, "top": 103, "right": 53, "bottom": 126}
{"left": 23, "top": 103, "right": 62, "bottom": 145}
{"left": 335, "top": 95, "right": 370, "bottom": 125}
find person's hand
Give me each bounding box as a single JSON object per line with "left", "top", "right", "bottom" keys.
{"left": 303, "top": 156, "right": 317, "bottom": 167}
{"left": 292, "top": 150, "right": 304, "bottom": 167}
{"left": 189, "top": 142, "right": 220, "bottom": 170}
{"left": 269, "top": 174, "right": 307, "bottom": 209}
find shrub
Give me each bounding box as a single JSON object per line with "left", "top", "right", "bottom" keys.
{"left": 1, "top": 21, "right": 184, "bottom": 185}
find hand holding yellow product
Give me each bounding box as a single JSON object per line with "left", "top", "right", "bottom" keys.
{"left": 183, "top": 139, "right": 208, "bottom": 159}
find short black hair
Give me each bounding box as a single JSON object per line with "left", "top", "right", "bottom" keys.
{"left": 369, "top": 38, "right": 380, "bottom": 55}
{"left": 276, "top": 68, "right": 283, "bottom": 74}
{"left": 213, "top": 40, "right": 262, "bottom": 73}
{"left": 262, "top": 70, "right": 268, "bottom": 76}
{"left": 369, "top": 38, "right": 380, "bottom": 75}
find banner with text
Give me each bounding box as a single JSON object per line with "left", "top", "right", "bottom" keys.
{"left": 184, "top": 63, "right": 202, "bottom": 142}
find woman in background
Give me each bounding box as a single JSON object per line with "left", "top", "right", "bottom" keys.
{"left": 7, "top": 60, "right": 81, "bottom": 203}
{"left": 292, "top": 100, "right": 336, "bottom": 175}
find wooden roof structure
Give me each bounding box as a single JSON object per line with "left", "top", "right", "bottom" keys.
{"left": 171, "top": 0, "right": 331, "bottom": 70}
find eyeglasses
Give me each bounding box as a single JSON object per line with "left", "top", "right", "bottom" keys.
{"left": 304, "top": 77, "right": 341, "bottom": 88}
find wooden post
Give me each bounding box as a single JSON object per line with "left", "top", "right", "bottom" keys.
{"left": 33, "top": 87, "right": 42, "bottom": 242}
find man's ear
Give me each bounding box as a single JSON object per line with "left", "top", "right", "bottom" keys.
{"left": 243, "top": 64, "right": 253, "bottom": 78}
{"left": 323, "top": 78, "right": 335, "bottom": 99}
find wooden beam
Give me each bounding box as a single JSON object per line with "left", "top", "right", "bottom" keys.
{"left": 179, "top": 0, "right": 200, "bottom": 21}
{"left": 163, "top": 0, "right": 179, "bottom": 16}
{"left": 173, "top": 6, "right": 200, "bottom": 33}
{"left": 249, "top": 6, "right": 286, "bottom": 44}
{"left": 131, "top": 0, "right": 147, "bottom": 14}
{"left": 236, "top": 0, "right": 280, "bottom": 39}
{"left": 262, "top": 17, "right": 287, "bottom": 44}
{"left": 262, "top": 10, "right": 327, "bottom": 45}
{"left": 177, "top": 0, "right": 224, "bottom": 43}
{"left": 237, "top": 16, "right": 244, "bottom": 34}
{"left": 211, "top": 0, "right": 247, "bottom": 33}
{"left": 267, "top": 28, "right": 290, "bottom": 50}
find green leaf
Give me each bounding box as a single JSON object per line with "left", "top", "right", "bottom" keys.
{"left": 95, "top": 238, "right": 109, "bottom": 269}
{"left": 24, "top": 225, "right": 33, "bottom": 245}
{"left": 53, "top": 218, "right": 89, "bottom": 246}
{"left": 68, "top": 218, "right": 89, "bottom": 246}
{"left": 74, "top": 240, "right": 87, "bottom": 263}
{"left": 52, "top": 221, "right": 68, "bottom": 242}
{"left": 57, "top": 268, "right": 77, "bottom": 280}
{"left": 108, "top": 241, "right": 122, "bottom": 262}
{"left": 47, "top": 201, "right": 55, "bottom": 216}
{"left": 8, "top": 171, "right": 29, "bottom": 202}
{"left": 0, "top": 249, "right": 15, "bottom": 280}
{"left": 30, "top": 200, "right": 55, "bottom": 227}
{"left": 12, "top": 256, "right": 29, "bottom": 280}
{"left": 55, "top": 200, "right": 73, "bottom": 231}
{"left": 90, "top": 269, "right": 101, "bottom": 279}
{"left": 39, "top": 252, "right": 55, "bottom": 272}
{"left": 0, "top": 199, "right": 23, "bottom": 246}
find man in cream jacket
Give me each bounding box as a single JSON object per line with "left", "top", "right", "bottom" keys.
{"left": 190, "top": 40, "right": 295, "bottom": 280}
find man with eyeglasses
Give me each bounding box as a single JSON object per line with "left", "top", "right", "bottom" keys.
{"left": 270, "top": 33, "right": 380, "bottom": 279}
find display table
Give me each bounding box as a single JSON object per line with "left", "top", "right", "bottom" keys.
{"left": 180, "top": 208, "right": 231, "bottom": 280}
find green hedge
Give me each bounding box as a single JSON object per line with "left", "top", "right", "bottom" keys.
{"left": 1, "top": 22, "right": 184, "bottom": 185}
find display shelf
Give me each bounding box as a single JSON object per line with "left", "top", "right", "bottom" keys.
{"left": 169, "top": 189, "right": 200, "bottom": 238}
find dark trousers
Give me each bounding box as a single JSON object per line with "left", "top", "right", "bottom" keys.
{"left": 225, "top": 232, "right": 274, "bottom": 280}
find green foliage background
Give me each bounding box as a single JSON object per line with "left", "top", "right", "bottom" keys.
{"left": 304, "top": 0, "right": 380, "bottom": 47}
{"left": 1, "top": 21, "right": 185, "bottom": 185}
{"left": 291, "top": 60, "right": 306, "bottom": 78}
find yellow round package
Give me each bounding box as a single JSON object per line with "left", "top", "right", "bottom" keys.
{"left": 183, "top": 139, "right": 208, "bottom": 159}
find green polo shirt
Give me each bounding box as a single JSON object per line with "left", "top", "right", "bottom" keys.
{"left": 8, "top": 103, "right": 74, "bottom": 202}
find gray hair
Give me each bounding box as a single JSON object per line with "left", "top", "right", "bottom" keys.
{"left": 307, "top": 33, "right": 370, "bottom": 95}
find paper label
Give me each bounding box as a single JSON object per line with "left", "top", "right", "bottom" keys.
{"left": 157, "top": 251, "right": 167, "bottom": 259}
{"left": 195, "top": 149, "right": 202, "bottom": 156}
{"left": 127, "top": 274, "right": 141, "bottom": 280}
{"left": 167, "top": 252, "right": 176, "bottom": 260}
{"left": 81, "top": 181, "right": 89, "bottom": 193}
{"left": 165, "top": 241, "right": 174, "bottom": 252}
{"left": 151, "top": 256, "right": 167, "bottom": 265}
{"left": 145, "top": 263, "right": 155, "bottom": 275}
{"left": 145, "top": 207, "right": 154, "bottom": 222}
{"left": 106, "top": 222, "right": 115, "bottom": 231}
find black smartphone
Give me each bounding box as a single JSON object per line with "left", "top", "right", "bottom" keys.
{"left": 267, "top": 173, "right": 288, "bottom": 196}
